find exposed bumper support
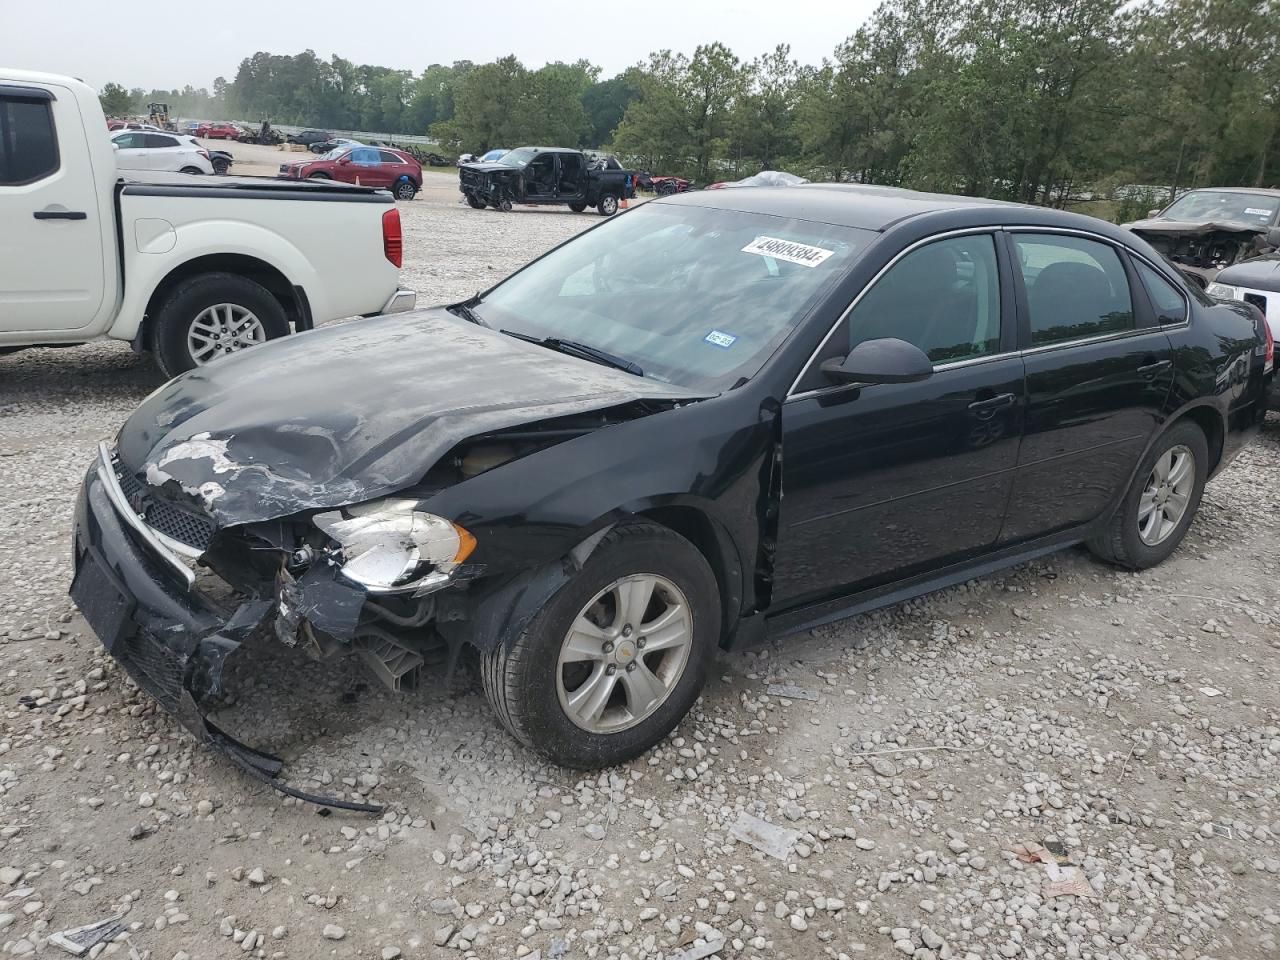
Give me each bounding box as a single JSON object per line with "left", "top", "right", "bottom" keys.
{"left": 380, "top": 288, "right": 417, "bottom": 315}
{"left": 70, "top": 463, "right": 382, "bottom": 814}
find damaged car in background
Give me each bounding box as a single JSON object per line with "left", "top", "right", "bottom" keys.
{"left": 72, "top": 185, "right": 1273, "bottom": 805}
{"left": 1123, "top": 187, "right": 1280, "bottom": 287}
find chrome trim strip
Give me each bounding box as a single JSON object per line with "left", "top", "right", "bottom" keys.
{"left": 786, "top": 226, "right": 1000, "bottom": 398}
{"left": 787, "top": 223, "right": 1194, "bottom": 403}
{"left": 96, "top": 442, "right": 196, "bottom": 589}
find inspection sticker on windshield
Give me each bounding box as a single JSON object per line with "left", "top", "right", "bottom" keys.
{"left": 1244, "top": 207, "right": 1271, "bottom": 216}
{"left": 742, "top": 235, "right": 835, "bottom": 268}
{"left": 704, "top": 330, "right": 737, "bottom": 348}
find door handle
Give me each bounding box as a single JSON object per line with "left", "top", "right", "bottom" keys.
{"left": 1137, "top": 358, "right": 1172, "bottom": 379}
{"left": 968, "top": 392, "right": 1016, "bottom": 417}
{"left": 33, "top": 209, "right": 87, "bottom": 220}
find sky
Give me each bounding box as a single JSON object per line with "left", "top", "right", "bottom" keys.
{"left": 3, "top": 0, "right": 880, "bottom": 92}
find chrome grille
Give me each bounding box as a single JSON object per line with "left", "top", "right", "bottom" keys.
{"left": 114, "top": 463, "right": 216, "bottom": 552}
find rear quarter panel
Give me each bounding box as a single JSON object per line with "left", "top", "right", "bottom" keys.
{"left": 111, "top": 189, "right": 399, "bottom": 339}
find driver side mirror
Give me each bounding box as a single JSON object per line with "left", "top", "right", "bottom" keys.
{"left": 820, "top": 338, "right": 934, "bottom": 386}
{"left": 338, "top": 156, "right": 351, "bottom": 165}
{"left": 1147, "top": 208, "right": 1161, "bottom": 219}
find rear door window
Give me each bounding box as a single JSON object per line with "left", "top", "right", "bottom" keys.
{"left": 145, "top": 134, "right": 178, "bottom": 148}
{"left": 1013, "top": 234, "right": 1135, "bottom": 347}
{"left": 1134, "top": 260, "right": 1188, "bottom": 324}
{"left": 378, "top": 150, "right": 403, "bottom": 164}
{"left": 0, "top": 94, "right": 58, "bottom": 184}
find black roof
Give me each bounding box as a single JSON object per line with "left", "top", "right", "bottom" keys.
{"left": 662, "top": 183, "right": 1097, "bottom": 233}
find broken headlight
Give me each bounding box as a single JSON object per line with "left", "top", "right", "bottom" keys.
{"left": 312, "top": 499, "right": 476, "bottom": 594}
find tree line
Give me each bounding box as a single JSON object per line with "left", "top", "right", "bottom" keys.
{"left": 99, "top": 0, "right": 1279, "bottom": 206}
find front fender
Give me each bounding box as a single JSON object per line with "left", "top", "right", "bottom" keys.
{"left": 109, "top": 221, "right": 315, "bottom": 341}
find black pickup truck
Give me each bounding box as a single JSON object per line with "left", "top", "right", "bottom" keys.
{"left": 459, "top": 147, "right": 636, "bottom": 215}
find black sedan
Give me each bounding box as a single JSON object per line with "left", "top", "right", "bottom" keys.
{"left": 71, "top": 185, "right": 1273, "bottom": 795}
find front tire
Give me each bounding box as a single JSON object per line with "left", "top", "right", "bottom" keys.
{"left": 568, "top": 200, "right": 587, "bottom": 213}
{"left": 152, "top": 272, "right": 289, "bottom": 378}
{"left": 481, "top": 523, "right": 720, "bottom": 768}
{"left": 1087, "top": 420, "right": 1208, "bottom": 569}
{"left": 179, "top": 166, "right": 204, "bottom": 175}
{"left": 307, "top": 171, "right": 332, "bottom": 180}
{"left": 464, "top": 193, "right": 486, "bottom": 209}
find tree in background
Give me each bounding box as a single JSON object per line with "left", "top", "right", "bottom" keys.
{"left": 114, "top": 0, "right": 1280, "bottom": 205}
{"left": 98, "top": 82, "right": 133, "bottom": 117}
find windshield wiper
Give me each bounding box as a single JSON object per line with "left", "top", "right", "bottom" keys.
{"left": 501, "top": 329, "right": 643, "bottom": 377}
{"left": 448, "top": 298, "right": 485, "bottom": 326}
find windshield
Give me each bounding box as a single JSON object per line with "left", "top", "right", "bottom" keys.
{"left": 497, "top": 147, "right": 534, "bottom": 167}
{"left": 1162, "top": 191, "right": 1280, "bottom": 224}
{"left": 470, "top": 202, "right": 871, "bottom": 391}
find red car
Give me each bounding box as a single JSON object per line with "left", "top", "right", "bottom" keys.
{"left": 277, "top": 145, "right": 423, "bottom": 200}
{"left": 197, "top": 121, "right": 242, "bottom": 140}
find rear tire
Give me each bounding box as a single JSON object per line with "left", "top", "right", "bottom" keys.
{"left": 1086, "top": 419, "right": 1208, "bottom": 569}
{"left": 481, "top": 523, "right": 719, "bottom": 768}
{"left": 152, "top": 272, "right": 289, "bottom": 378}
{"left": 598, "top": 193, "right": 619, "bottom": 216}
{"left": 393, "top": 178, "right": 418, "bottom": 201}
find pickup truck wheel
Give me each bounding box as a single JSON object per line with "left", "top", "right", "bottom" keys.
{"left": 153, "top": 272, "right": 289, "bottom": 377}
{"left": 464, "top": 193, "right": 486, "bottom": 209}
{"left": 393, "top": 179, "right": 418, "bottom": 201}
{"left": 481, "top": 522, "right": 719, "bottom": 768}
{"left": 598, "top": 194, "right": 619, "bottom": 216}
{"left": 568, "top": 200, "right": 587, "bottom": 213}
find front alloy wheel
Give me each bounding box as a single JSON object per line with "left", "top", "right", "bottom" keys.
{"left": 481, "top": 523, "right": 719, "bottom": 768}
{"left": 556, "top": 574, "right": 693, "bottom": 733}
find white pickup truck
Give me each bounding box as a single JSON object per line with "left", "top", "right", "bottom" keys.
{"left": 0, "top": 69, "right": 415, "bottom": 375}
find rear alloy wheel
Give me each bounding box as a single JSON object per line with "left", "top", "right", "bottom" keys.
{"left": 1087, "top": 419, "right": 1208, "bottom": 569}
{"left": 598, "top": 194, "right": 619, "bottom": 216}
{"left": 153, "top": 272, "right": 289, "bottom": 378}
{"left": 481, "top": 523, "right": 719, "bottom": 768}
{"left": 393, "top": 179, "right": 417, "bottom": 201}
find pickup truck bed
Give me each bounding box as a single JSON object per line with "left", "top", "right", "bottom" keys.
{"left": 1, "top": 69, "right": 414, "bottom": 375}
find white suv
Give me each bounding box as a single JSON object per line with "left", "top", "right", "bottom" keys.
{"left": 110, "top": 131, "right": 213, "bottom": 175}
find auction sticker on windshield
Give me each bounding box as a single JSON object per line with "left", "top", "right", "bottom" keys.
{"left": 704, "top": 330, "right": 737, "bottom": 348}
{"left": 742, "top": 236, "right": 836, "bottom": 268}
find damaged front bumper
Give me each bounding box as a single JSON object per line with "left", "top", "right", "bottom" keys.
{"left": 70, "top": 445, "right": 382, "bottom": 812}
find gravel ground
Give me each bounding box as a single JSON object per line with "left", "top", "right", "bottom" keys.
{"left": 2, "top": 179, "right": 1279, "bottom": 960}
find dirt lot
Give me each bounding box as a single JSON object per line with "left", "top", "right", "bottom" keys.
{"left": 1, "top": 173, "right": 1278, "bottom": 960}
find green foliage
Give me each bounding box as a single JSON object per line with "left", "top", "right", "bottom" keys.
{"left": 104, "top": 0, "right": 1280, "bottom": 193}
{"left": 98, "top": 82, "right": 134, "bottom": 117}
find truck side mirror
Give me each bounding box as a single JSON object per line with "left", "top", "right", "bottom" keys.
{"left": 1147, "top": 209, "right": 1161, "bottom": 219}
{"left": 820, "top": 338, "right": 934, "bottom": 385}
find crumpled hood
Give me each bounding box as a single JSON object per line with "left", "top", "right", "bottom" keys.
{"left": 1124, "top": 217, "right": 1269, "bottom": 237}
{"left": 116, "top": 309, "right": 696, "bottom": 527}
